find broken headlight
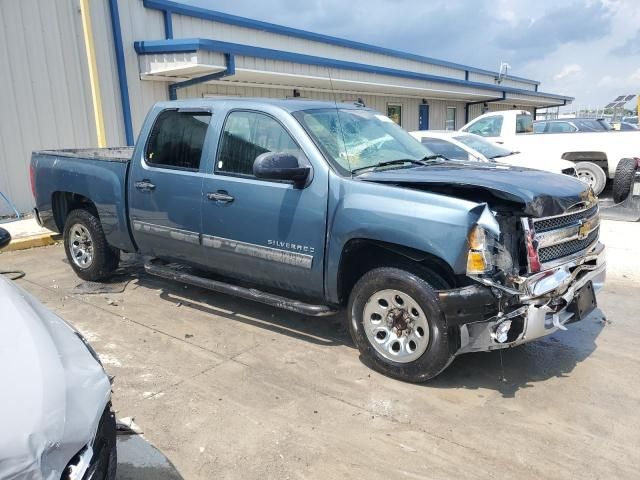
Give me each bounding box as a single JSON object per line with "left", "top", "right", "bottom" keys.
{"left": 466, "top": 225, "right": 514, "bottom": 276}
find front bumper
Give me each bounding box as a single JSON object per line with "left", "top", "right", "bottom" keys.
{"left": 63, "top": 405, "right": 117, "bottom": 480}
{"left": 440, "top": 242, "right": 606, "bottom": 354}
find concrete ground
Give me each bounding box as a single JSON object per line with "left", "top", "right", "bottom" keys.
{"left": 1, "top": 220, "right": 639, "bottom": 480}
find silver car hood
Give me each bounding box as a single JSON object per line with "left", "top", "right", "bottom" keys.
{"left": 0, "top": 276, "right": 111, "bottom": 479}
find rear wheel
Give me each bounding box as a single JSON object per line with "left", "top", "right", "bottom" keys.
{"left": 575, "top": 162, "right": 607, "bottom": 195}
{"left": 348, "top": 267, "right": 454, "bottom": 383}
{"left": 63, "top": 209, "right": 120, "bottom": 281}
{"left": 612, "top": 158, "right": 637, "bottom": 203}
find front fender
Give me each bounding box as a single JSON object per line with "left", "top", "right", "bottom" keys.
{"left": 324, "top": 173, "right": 496, "bottom": 303}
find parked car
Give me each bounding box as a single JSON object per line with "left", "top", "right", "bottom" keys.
{"left": 533, "top": 118, "right": 612, "bottom": 133}
{"left": 409, "top": 130, "right": 577, "bottom": 176}
{"left": 0, "top": 227, "right": 117, "bottom": 479}
{"left": 31, "top": 98, "right": 606, "bottom": 382}
{"left": 612, "top": 121, "right": 639, "bottom": 131}
{"left": 461, "top": 109, "right": 640, "bottom": 195}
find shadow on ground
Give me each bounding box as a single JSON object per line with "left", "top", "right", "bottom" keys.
{"left": 428, "top": 311, "right": 607, "bottom": 397}
{"left": 108, "top": 254, "right": 607, "bottom": 398}
{"left": 116, "top": 435, "right": 184, "bottom": 480}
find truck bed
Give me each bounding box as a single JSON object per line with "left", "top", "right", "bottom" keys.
{"left": 31, "top": 148, "right": 135, "bottom": 253}
{"left": 33, "top": 147, "right": 133, "bottom": 162}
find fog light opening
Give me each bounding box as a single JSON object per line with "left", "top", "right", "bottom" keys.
{"left": 494, "top": 320, "right": 512, "bottom": 343}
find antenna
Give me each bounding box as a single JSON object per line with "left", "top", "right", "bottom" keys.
{"left": 327, "top": 67, "right": 351, "bottom": 174}
{"left": 496, "top": 62, "right": 510, "bottom": 84}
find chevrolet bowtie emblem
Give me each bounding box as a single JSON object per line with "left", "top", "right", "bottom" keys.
{"left": 577, "top": 219, "right": 591, "bottom": 240}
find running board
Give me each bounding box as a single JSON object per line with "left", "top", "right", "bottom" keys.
{"left": 144, "top": 259, "right": 337, "bottom": 317}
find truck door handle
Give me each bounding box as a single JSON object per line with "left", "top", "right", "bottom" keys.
{"left": 134, "top": 180, "right": 156, "bottom": 192}
{"left": 207, "top": 191, "right": 234, "bottom": 204}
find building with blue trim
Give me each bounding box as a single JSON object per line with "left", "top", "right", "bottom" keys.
{"left": 0, "top": 0, "right": 572, "bottom": 215}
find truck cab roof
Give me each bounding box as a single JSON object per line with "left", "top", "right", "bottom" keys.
{"left": 152, "top": 97, "right": 370, "bottom": 113}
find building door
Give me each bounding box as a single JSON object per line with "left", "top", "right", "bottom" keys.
{"left": 419, "top": 104, "right": 429, "bottom": 130}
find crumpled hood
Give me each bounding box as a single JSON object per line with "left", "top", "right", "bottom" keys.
{"left": 0, "top": 276, "right": 111, "bottom": 479}
{"left": 357, "top": 161, "right": 593, "bottom": 217}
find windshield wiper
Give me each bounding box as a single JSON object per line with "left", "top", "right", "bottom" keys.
{"left": 490, "top": 153, "right": 513, "bottom": 159}
{"left": 351, "top": 159, "right": 426, "bottom": 174}
{"left": 421, "top": 154, "right": 449, "bottom": 161}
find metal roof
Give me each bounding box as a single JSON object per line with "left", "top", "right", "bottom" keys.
{"left": 143, "top": 0, "right": 541, "bottom": 85}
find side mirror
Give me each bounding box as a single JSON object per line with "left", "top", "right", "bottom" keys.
{"left": 253, "top": 152, "right": 310, "bottom": 188}
{"left": 0, "top": 227, "right": 11, "bottom": 250}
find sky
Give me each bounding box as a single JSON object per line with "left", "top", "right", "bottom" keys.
{"left": 181, "top": 0, "right": 640, "bottom": 111}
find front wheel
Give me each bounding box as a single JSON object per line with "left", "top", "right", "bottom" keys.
{"left": 63, "top": 209, "right": 120, "bottom": 281}
{"left": 348, "top": 267, "right": 454, "bottom": 382}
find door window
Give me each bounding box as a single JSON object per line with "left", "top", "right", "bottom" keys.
{"left": 533, "top": 122, "right": 547, "bottom": 133}
{"left": 216, "top": 111, "right": 302, "bottom": 176}
{"left": 145, "top": 110, "right": 211, "bottom": 171}
{"left": 548, "top": 121, "right": 577, "bottom": 133}
{"left": 464, "top": 116, "right": 503, "bottom": 137}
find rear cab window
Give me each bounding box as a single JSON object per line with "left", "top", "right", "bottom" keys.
{"left": 463, "top": 116, "right": 503, "bottom": 137}
{"left": 515, "top": 114, "right": 533, "bottom": 134}
{"left": 145, "top": 109, "right": 212, "bottom": 171}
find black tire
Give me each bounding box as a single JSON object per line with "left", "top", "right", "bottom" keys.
{"left": 612, "top": 158, "right": 637, "bottom": 203}
{"left": 348, "top": 267, "right": 454, "bottom": 383}
{"left": 575, "top": 162, "right": 607, "bottom": 196}
{"left": 63, "top": 209, "right": 120, "bottom": 281}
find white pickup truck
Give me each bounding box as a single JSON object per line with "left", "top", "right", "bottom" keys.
{"left": 460, "top": 110, "right": 640, "bottom": 195}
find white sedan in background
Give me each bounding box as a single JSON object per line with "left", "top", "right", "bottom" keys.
{"left": 410, "top": 130, "right": 578, "bottom": 176}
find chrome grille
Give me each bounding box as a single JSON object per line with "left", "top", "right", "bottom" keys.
{"left": 533, "top": 204, "right": 598, "bottom": 233}
{"left": 538, "top": 227, "right": 600, "bottom": 263}
{"left": 523, "top": 202, "right": 601, "bottom": 272}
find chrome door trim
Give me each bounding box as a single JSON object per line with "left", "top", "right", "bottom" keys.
{"left": 202, "top": 235, "right": 313, "bottom": 269}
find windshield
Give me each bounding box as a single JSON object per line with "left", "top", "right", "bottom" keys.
{"left": 293, "top": 108, "right": 433, "bottom": 174}
{"left": 453, "top": 134, "right": 513, "bottom": 159}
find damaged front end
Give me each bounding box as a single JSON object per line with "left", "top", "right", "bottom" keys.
{"left": 437, "top": 199, "right": 606, "bottom": 355}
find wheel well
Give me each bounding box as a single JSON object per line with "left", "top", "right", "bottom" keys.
{"left": 561, "top": 152, "right": 609, "bottom": 174}
{"left": 337, "top": 239, "right": 457, "bottom": 305}
{"left": 52, "top": 192, "right": 99, "bottom": 232}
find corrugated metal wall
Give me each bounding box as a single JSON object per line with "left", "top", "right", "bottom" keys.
{"left": 194, "top": 82, "right": 468, "bottom": 132}
{"left": 0, "top": 0, "right": 96, "bottom": 215}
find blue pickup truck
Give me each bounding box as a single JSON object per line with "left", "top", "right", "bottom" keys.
{"left": 31, "top": 98, "right": 606, "bottom": 382}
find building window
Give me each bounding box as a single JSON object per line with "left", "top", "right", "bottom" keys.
{"left": 145, "top": 109, "right": 211, "bottom": 171}
{"left": 387, "top": 104, "right": 402, "bottom": 126}
{"left": 445, "top": 107, "right": 457, "bottom": 130}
